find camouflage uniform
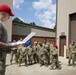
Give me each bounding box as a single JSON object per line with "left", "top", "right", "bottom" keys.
{"left": 50, "top": 43, "right": 54, "bottom": 64}
{"left": 28, "top": 46, "right": 33, "bottom": 65}
{"left": 0, "top": 20, "right": 7, "bottom": 75}
{"left": 38, "top": 44, "right": 44, "bottom": 66}
{"left": 68, "top": 42, "right": 76, "bottom": 67}
{"left": 33, "top": 42, "right": 39, "bottom": 63}
{"left": 16, "top": 44, "right": 23, "bottom": 64}
{"left": 10, "top": 47, "right": 17, "bottom": 65}
{"left": 50, "top": 47, "right": 61, "bottom": 70}
{"left": 18, "top": 45, "right": 28, "bottom": 67}
{"left": 36, "top": 43, "right": 40, "bottom": 63}
{"left": 42, "top": 49, "right": 48, "bottom": 67}
{"left": 43, "top": 42, "right": 50, "bottom": 65}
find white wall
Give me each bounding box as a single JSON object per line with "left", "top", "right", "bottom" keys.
{"left": 57, "top": 0, "right": 76, "bottom": 49}
{"left": 12, "top": 25, "right": 31, "bottom": 35}
{"left": 12, "top": 23, "right": 55, "bottom": 38}
{"left": 32, "top": 28, "right": 55, "bottom": 37}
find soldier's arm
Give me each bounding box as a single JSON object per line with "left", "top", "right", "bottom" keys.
{"left": 20, "top": 51, "right": 23, "bottom": 56}
{"left": 68, "top": 45, "right": 70, "bottom": 54}
{"left": 0, "top": 42, "right": 18, "bottom": 49}
{"left": 0, "top": 42, "right": 12, "bottom": 48}
{"left": 12, "top": 47, "right": 17, "bottom": 50}
{"left": 52, "top": 49, "right": 58, "bottom": 55}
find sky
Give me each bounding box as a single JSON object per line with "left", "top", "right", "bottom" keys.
{"left": 13, "top": 0, "right": 56, "bottom": 29}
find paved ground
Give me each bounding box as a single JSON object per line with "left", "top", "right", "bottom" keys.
{"left": 5, "top": 54, "right": 76, "bottom": 75}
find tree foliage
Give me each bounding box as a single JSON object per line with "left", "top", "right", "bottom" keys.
{"left": 13, "top": 17, "right": 24, "bottom": 23}
{"left": 30, "top": 22, "right": 36, "bottom": 25}
{"left": 54, "top": 25, "right": 56, "bottom": 30}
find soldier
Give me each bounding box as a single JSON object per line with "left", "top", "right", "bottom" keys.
{"left": 43, "top": 40, "right": 50, "bottom": 65}
{"left": 67, "top": 41, "right": 76, "bottom": 67}
{"left": 0, "top": 4, "right": 17, "bottom": 75}
{"left": 10, "top": 40, "right": 17, "bottom": 65}
{"left": 49, "top": 45, "right": 61, "bottom": 70}
{"left": 50, "top": 41, "right": 55, "bottom": 64}
{"left": 33, "top": 41, "right": 39, "bottom": 63}
{"left": 16, "top": 38, "right": 23, "bottom": 64}
{"left": 28, "top": 45, "right": 33, "bottom": 65}
{"left": 18, "top": 44, "right": 28, "bottom": 67}
{"left": 38, "top": 43, "right": 44, "bottom": 67}
{"left": 42, "top": 49, "right": 48, "bottom": 67}
{"left": 50, "top": 41, "right": 54, "bottom": 48}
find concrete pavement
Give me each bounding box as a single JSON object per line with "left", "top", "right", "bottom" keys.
{"left": 5, "top": 54, "right": 76, "bottom": 75}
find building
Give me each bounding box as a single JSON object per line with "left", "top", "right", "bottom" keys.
{"left": 12, "top": 21, "right": 55, "bottom": 45}
{"left": 0, "top": 0, "right": 55, "bottom": 45}
{"left": 56, "top": 0, "right": 76, "bottom": 56}
{"left": 0, "top": 0, "right": 13, "bottom": 41}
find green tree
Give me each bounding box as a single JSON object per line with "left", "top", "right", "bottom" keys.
{"left": 54, "top": 25, "right": 56, "bottom": 30}
{"left": 13, "top": 17, "right": 24, "bottom": 23}
{"left": 30, "top": 22, "right": 36, "bottom": 25}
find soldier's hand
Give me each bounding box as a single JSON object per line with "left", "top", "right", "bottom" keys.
{"left": 11, "top": 43, "right": 18, "bottom": 48}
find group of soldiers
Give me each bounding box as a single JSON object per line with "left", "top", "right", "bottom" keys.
{"left": 10, "top": 39, "right": 76, "bottom": 70}
{"left": 68, "top": 40, "right": 76, "bottom": 67}
{"left": 9, "top": 39, "right": 61, "bottom": 70}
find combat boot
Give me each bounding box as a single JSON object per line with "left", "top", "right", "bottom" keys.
{"left": 15, "top": 62, "right": 18, "bottom": 64}
{"left": 56, "top": 63, "right": 62, "bottom": 70}
{"left": 49, "top": 66, "right": 54, "bottom": 70}
{"left": 57, "top": 66, "right": 62, "bottom": 70}
{"left": 10, "top": 61, "right": 12, "bottom": 65}
{"left": 25, "top": 65, "right": 28, "bottom": 67}
{"left": 45, "top": 64, "right": 48, "bottom": 67}
{"left": 49, "top": 67, "right": 54, "bottom": 70}
{"left": 72, "top": 64, "right": 75, "bottom": 67}
{"left": 67, "top": 64, "right": 71, "bottom": 66}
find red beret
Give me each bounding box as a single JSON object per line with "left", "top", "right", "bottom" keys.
{"left": 53, "top": 44, "right": 58, "bottom": 48}
{"left": 0, "top": 4, "right": 14, "bottom": 16}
